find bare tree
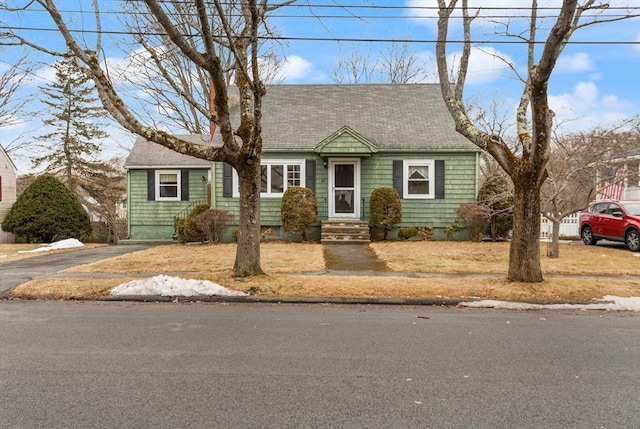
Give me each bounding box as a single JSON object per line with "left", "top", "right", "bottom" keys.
{"left": 8, "top": 0, "right": 294, "bottom": 277}
{"left": 114, "top": 0, "right": 284, "bottom": 134}
{"left": 435, "top": 0, "right": 637, "bottom": 282}
{"left": 541, "top": 132, "right": 602, "bottom": 257}
{"left": 332, "top": 42, "right": 432, "bottom": 84}
{"left": 331, "top": 46, "right": 376, "bottom": 84}
{"left": 542, "top": 119, "right": 640, "bottom": 257}
{"left": 0, "top": 50, "right": 34, "bottom": 156}
{"left": 379, "top": 41, "right": 432, "bottom": 84}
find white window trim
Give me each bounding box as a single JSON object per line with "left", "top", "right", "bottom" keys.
{"left": 156, "top": 169, "right": 181, "bottom": 201}
{"left": 403, "top": 160, "right": 435, "bottom": 199}
{"left": 232, "top": 160, "right": 306, "bottom": 198}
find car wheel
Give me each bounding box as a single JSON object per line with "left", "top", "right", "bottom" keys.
{"left": 626, "top": 229, "right": 640, "bottom": 252}
{"left": 581, "top": 226, "right": 597, "bottom": 245}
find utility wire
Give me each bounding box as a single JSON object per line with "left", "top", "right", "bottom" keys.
{"left": 2, "top": 25, "right": 639, "bottom": 45}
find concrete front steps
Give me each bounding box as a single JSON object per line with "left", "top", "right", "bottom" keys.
{"left": 321, "top": 220, "right": 371, "bottom": 244}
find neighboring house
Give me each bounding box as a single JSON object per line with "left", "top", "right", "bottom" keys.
{"left": 123, "top": 84, "right": 481, "bottom": 242}
{"left": 597, "top": 147, "right": 640, "bottom": 200}
{"left": 0, "top": 145, "right": 18, "bottom": 244}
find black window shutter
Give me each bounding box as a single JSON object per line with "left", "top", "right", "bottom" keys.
{"left": 392, "top": 160, "right": 403, "bottom": 197}
{"left": 181, "top": 169, "right": 189, "bottom": 201}
{"left": 305, "top": 159, "right": 316, "bottom": 193}
{"left": 435, "top": 160, "right": 445, "bottom": 199}
{"left": 222, "top": 163, "right": 233, "bottom": 197}
{"left": 147, "top": 170, "right": 155, "bottom": 201}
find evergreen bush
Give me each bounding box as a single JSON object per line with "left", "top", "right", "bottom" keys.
{"left": 369, "top": 187, "right": 402, "bottom": 240}
{"left": 174, "top": 203, "right": 210, "bottom": 242}
{"left": 1, "top": 175, "right": 92, "bottom": 243}
{"left": 281, "top": 187, "right": 317, "bottom": 241}
{"left": 397, "top": 227, "right": 418, "bottom": 240}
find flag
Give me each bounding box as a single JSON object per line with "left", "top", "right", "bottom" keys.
{"left": 600, "top": 168, "right": 626, "bottom": 200}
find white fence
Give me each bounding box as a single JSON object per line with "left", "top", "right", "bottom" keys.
{"left": 540, "top": 213, "right": 580, "bottom": 239}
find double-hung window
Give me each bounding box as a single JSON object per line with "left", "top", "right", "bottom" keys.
{"left": 234, "top": 160, "right": 304, "bottom": 197}
{"left": 403, "top": 160, "right": 435, "bottom": 199}
{"left": 156, "top": 170, "right": 181, "bottom": 201}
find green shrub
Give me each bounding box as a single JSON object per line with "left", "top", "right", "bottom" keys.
{"left": 195, "top": 209, "right": 233, "bottom": 244}
{"left": 1, "top": 174, "right": 91, "bottom": 243}
{"left": 281, "top": 187, "right": 317, "bottom": 241}
{"left": 445, "top": 220, "right": 462, "bottom": 240}
{"left": 477, "top": 174, "right": 513, "bottom": 240}
{"left": 369, "top": 187, "right": 402, "bottom": 240}
{"left": 174, "top": 203, "right": 210, "bottom": 242}
{"left": 397, "top": 227, "right": 418, "bottom": 240}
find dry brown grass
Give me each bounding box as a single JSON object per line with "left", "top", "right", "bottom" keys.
{"left": 370, "top": 241, "right": 640, "bottom": 275}
{"left": 9, "top": 240, "right": 640, "bottom": 302}
{"left": 12, "top": 278, "right": 136, "bottom": 300}
{"left": 0, "top": 243, "right": 106, "bottom": 263}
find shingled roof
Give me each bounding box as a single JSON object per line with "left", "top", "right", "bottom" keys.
{"left": 125, "top": 84, "right": 478, "bottom": 168}
{"left": 258, "top": 84, "right": 477, "bottom": 152}
{"left": 125, "top": 134, "right": 213, "bottom": 168}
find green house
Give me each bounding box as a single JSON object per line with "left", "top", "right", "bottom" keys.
{"left": 123, "top": 84, "right": 480, "bottom": 242}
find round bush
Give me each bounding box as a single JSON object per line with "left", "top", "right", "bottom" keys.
{"left": 1, "top": 175, "right": 91, "bottom": 243}
{"left": 174, "top": 203, "right": 210, "bottom": 242}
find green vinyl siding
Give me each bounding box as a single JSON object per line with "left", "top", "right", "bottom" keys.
{"left": 127, "top": 168, "right": 209, "bottom": 240}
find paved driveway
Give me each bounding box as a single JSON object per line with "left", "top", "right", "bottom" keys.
{"left": 0, "top": 245, "right": 154, "bottom": 297}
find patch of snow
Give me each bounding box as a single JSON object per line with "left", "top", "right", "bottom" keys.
{"left": 17, "top": 239, "right": 85, "bottom": 254}
{"left": 461, "top": 295, "right": 640, "bottom": 311}
{"left": 111, "top": 275, "right": 247, "bottom": 297}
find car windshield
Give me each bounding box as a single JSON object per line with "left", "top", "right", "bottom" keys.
{"left": 622, "top": 202, "right": 640, "bottom": 216}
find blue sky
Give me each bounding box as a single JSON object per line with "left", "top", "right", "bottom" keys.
{"left": 1, "top": 0, "right": 639, "bottom": 173}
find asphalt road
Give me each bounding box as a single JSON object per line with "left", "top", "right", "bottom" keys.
{"left": 0, "top": 245, "right": 153, "bottom": 296}
{"left": 1, "top": 301, "right": 638, "bottom": 428}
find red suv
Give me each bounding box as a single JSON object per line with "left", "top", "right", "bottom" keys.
{"left": 579, "top": 200, "right": 640, "bottom": 251}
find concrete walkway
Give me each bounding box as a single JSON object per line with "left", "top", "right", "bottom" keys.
{"left": 323, "top": 244, "right": 389, "bottom": 271}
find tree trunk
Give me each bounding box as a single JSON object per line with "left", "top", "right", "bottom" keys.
{"left": 549, "top": 219, "right": 561, "bottom": 258}
{"left": 508, "top": 180, "right": 543, "bottom": 282}
{"left": 234, "top": 162, "right": 264, "bottom": 277}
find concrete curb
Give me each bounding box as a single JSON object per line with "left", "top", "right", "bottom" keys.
{"left": 98, "top": 294, "right": 466, "bottom": 306}
{"left": 96, "top": 294, "right": 598, "bottom": 307}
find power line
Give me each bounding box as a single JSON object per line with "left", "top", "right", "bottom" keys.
{"left": 9, "top": 4, "right": 638, "bottom": 20}
{"left": 2, "top": 25, "right": 639, "bottom": 45}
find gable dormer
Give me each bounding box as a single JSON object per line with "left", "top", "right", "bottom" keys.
{"left": 314, "top": 126, "right": 378, "bottom": 157}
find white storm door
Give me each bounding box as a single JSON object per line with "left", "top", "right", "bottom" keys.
{"left": 329, "top": 159, "right": 360, "bottom": 219}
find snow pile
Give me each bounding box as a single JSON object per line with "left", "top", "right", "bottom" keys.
{"left": 462, "top": 295, "right": 640, "bottom": 311}
{"left": 17, "top": 238, "right": 85, "bottom": 254}
{"left": 111, "top": 275, "right": 247, "bottom": 297}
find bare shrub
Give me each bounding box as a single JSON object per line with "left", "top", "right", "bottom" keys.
{"left": 456, "top": 204, "right": 490, "bottom": 242}
{"left": 195, "top": 209, "right": 233, "bottom": 244}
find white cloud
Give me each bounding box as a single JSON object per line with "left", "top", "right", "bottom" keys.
{"left": 405, "top": 0, "right": 557, "bottom": 26}
{"left": 446, "top": 47, "right": 516, "bottom": 86}
{"left": 275, "top": 55, "right": 314, "bottom": 81}
{"left": 549, "top": 81, "right": 635, "bottom": 131}
{"left": 556, "top": 52, "right": 595, "bottom": 73}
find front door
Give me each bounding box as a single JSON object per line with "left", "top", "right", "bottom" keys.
{"left": 329, "top": 158, "right": 360, "bottom": 219}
